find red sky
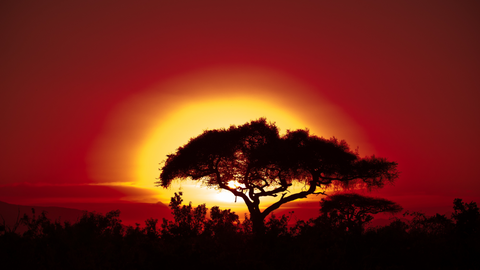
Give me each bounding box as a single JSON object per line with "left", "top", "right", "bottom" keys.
{"left": 1, "top": 1, "right": 479, "bottom": 225}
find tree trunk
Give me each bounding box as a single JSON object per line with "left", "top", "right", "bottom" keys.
{"left": 250, "top": 212, "right": 266, "bottom": 235}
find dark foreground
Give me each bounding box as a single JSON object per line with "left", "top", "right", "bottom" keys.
{"left": 1, "top": 197, "right": 479, "bottom": 270}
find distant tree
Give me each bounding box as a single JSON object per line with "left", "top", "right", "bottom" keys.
{"left": 75, "top": 209, "right": 124, "bottom": 238}
{"left": 205, "top": 206, "right": 240, "bottom": 238}
{"left": 451, "top": 198, "right": 480, "bottom": 237}
{"left": 143, "top": 218, "right": 160, "bottom": 239}
{"left": 160, "top": 192, "right": 208, "bottom": 238}
{"left": 21, "top": 208, "right": 51, "bottom": 239}
{"left": 264, "top": 213, "right": 292, "bottom": 237}
{"left": 317, "top": 193, "right": 402, "bottom": 234}
{"left": 160, "top": 192, "right": 245, "bottom": 241}
{"left": 157, "top": 118, "right": 398, "bottom": 234}
{"left": 405, "top": 211, "right": 454, "bottom": 236}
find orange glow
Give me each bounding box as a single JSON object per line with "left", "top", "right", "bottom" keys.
{"left": 87, "top": 67, "right": 373, "bottom": 208}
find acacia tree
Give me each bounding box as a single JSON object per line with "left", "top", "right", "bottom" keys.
{"left": 318, "top": 193, "right": 403, "bottom": 234}
{"left": 156, "top": 118, "right": 398, "bottom": 234}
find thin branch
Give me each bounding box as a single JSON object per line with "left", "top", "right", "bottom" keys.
{"left": 215, "top": 168, "right": 254, "bottom": 212}
{"left": 261, "top": 177, "right": 320, "bottom": 219}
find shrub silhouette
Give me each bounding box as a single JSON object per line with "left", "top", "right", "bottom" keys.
{"left": 452, "top": 198, "right": 480, "bottom": 237}
{"left": 1, "top": 197, "right": 479, "bottom": 269}
{"left": 160, "top": 192, "right": 208, "bottom": 239}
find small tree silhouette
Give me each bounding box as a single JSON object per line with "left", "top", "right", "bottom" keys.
{"left": 405, "top": 211, "right": 454, "bottom": 236}
{"left": 157, "top": 118, "right": 398, "bottom": 234}
{"left": 160, "top": 192, "right": 208, "bottom": 238}
{"left": 205, "top": 206, "right": 240, "bottom": 238}
{"left": 21, "top": 208, "right": 51, "bottom": 239}
{"left": 452, "top": 198, "right": 480, "bottom": 237}
{"left": 317, "top": 193, "right": 403, "bottom": 234}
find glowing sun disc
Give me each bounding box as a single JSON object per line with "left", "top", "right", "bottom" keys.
{"left": 136, "top": 96, "right": 309, "bottom": 201}
{"left": 87, "top": 67, "right": 373, "bottom": 207}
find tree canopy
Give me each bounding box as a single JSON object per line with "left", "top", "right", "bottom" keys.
{"left": 317, "top": 193, "right": 403, "bottom": 234}
{"left": 157, "top": 118, "right": 399, "bottom": 233}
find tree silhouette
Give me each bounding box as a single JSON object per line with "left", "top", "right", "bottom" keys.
{"left": 405, "top": 211, "right": 454, "bottom": 236}
{"left": 160, "top": 192, "right": 208, "bottom": 239}
{"left": 451, "top": 198, "right": 479, "bottom": 237}
{"left": 157, "top": 118, "right": 398, "bottom": 234}
{"left": 317, "top": 193, "right": 403, "bottom": 234}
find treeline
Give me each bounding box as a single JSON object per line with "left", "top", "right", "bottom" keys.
{"left": 1, "top": 194, "right": 479, "bottom": 270}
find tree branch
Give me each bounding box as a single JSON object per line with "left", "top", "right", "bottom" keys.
{"left": 215, "top": 168, "right": 255, "bottom": 213}
{"left": 261, "top": 177, "right": 320, "bottom": 219}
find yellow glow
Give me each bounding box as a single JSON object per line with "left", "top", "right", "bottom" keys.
{"left": 135, "top": 95, "right": 311, "bottom": 205}
{"left": 136, "top": 96, "right": 307, "bottom": 186}
{"left": 227, "top": 180, "right": 244, "bottom": 189}
{"left": 87, "top": 67, "right": 373, "bottom": 209}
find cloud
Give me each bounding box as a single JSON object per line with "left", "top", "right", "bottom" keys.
{"left": 0, "top": 182, "right": 161, "bottom": 205}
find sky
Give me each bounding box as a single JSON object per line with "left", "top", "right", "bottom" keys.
{"left": 1, "top": 1, "right": 479, "bottom": 225}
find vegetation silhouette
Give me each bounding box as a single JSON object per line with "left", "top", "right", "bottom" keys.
{"left": 157, "top": 118, "right": 399, "bottom": 234}
{"left": 3, "top": 119, "right": 479, "bottom": 268}
{"left": 316, "top": 193, "right": 403, "bottom": 235}
{"left": 1, "top": 196, "right": 479, "bottom": 269}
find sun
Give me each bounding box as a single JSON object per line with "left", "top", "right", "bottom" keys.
{"left": 210, "top": 181, "right": 245, "bottom": 203}
{"left": 87, "top": 67, "right": 373, "bottom": 207}
{"left": 227, "top": 180, "right": 244, "bottom": 189}
{"left": 135, "top": 95, "right": 309, "bottom": 203}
